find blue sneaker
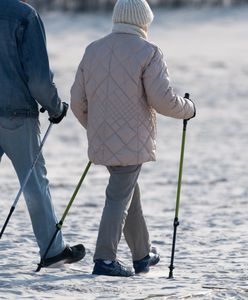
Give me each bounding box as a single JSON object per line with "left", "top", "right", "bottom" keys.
{"left": 92, "top": 260, "right": 134, "bottom": 277}
{"left": 133, "top": 247, "right": 160, "bottom": 274}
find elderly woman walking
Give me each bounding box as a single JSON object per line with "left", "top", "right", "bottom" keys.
{"left": 71, "top": 0, "right": 195, "bottom": 277}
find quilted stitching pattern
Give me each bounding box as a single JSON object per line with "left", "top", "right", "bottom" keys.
{"left": 81, "top": 34, "right": 157, "bottom": 166}
{"left": 71, "top": 32, "right": 194, "bottom": 166}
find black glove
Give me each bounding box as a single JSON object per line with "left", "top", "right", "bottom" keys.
{"left": 49, "top": 102, "right": 69, "bottom": 124}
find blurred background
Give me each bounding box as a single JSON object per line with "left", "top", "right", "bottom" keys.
{"left": 28, "top": 0, "right": 248, "bottom": 10}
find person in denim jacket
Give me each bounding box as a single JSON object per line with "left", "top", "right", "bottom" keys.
{"left": 0, "top": 0, "right": 85, "bottom": 267}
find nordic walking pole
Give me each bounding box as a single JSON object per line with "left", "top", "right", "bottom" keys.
{"left": 36, "top": 161, "right": 92, "bottom": 272}
{"left": 168, "top": 93, "right": 190, "bottom": 279}
{"left": 0, "top": 122, "right": 53, "bottom": 239}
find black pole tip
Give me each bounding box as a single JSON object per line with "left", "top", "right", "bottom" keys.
{"left": 35, "top": 263, "right": 43, "bottom": 273}
{"left": 0, "top": 229, "right": 5, "bottom": 239}
{"left": 168, "top": 270, "right": 174, "bottom": 279}
{"left": 168, "top": 265, "right": 175, "bottom": 279}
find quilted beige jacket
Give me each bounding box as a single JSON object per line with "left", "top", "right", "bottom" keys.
{"left": 71, "top": 24, "right": 195, "bottom": 166}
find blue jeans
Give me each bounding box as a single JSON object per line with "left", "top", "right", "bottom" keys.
{"left": 94, "top": 165, "right": 151, "bottom": 262}
{"left": 0, "top": 117, "right": 65, "bottom": 257}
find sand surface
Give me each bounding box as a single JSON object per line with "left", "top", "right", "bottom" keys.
{"left": 0, "top": 6, "right": 248, "bottom": 300}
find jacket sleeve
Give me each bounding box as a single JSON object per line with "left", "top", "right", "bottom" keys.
{"left": 143, "top": 47, "right": 195, "bottom": 120}
{"left": 19, "top": 12, "right": 63, "bottom": 118}
{"left": 70, "top": 60, "right": 88, "bottom": 129}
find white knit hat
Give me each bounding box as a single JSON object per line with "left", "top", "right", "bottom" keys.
{"left": 112, "top": 0, "right": 154, "bottom": 27}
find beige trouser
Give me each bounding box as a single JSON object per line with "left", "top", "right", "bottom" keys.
{"left": 94, "top": 165, "right": 151, "bottom": 262}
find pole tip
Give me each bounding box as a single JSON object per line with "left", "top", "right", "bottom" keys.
{"left": 35, "top": 263, "right": 42, "bottom": 273}
{"left": 168, "top": 265, "right": 175, "bottom": 279}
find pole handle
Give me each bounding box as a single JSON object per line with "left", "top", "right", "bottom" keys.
{"left": 184, "top": 93, "right": 190, "bottom": 99}
{"left": 183, "top": 93, "right": 190, "bottom": 129}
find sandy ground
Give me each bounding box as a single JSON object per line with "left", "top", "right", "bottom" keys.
{"left": 0, "top": 5, "right": 248, "bottom": 300}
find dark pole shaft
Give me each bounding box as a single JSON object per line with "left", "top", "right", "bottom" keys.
{"left": 168, "top": 93, "right": 189, "bottom": 279}
{"left": 35, "top": 225, "right": 61, "bottom": 272}
{"left": 0, "top": 207, "right": 15, "bottom": 239}
{"left": 41, "top": 226, "right": 61, "bottom": 262}
{"left": 36, "top": 161, "right": 92, "bottom": 272}
{"left": 168, "top": 217, "right": 179, "bottom": 278}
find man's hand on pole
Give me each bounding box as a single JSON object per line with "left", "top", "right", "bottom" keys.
{"left": 49, "top": 102, "right": 69, "bottom": 124}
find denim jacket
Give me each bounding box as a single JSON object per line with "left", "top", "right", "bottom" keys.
{"left": 0, "top": 0, "right": 62, "bottom": 118}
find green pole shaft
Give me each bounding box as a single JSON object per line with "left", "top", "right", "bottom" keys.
{"left": 168, "top": 93, "right": 190, "bottom": 279}
{"left": 36, "top": 161, "right": 92, "bottom": 272}
{"left": 60, "top": 161, "right": 92, "bottom": 225}
{"left": 175, "top": 120, "right": 187, "bottom": 219}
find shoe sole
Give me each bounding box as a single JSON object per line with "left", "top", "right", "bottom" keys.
{"left": 43, "top": 245, "right": 86, "bottom": 268}
{"left": 43, "top": 253, "right": 86, "bottom": 268}
{"left": 92, "top": 271, "right": 134, "bottom": 277}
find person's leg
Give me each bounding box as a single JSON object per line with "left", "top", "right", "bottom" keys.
{"left": 93, "top": 165, "right": 142, "bottom": 261}
{"left": 0, "top": 117, "right": 65, "bottom": 257}
{"left": 124, "top": 182, "right": 160, "bottom": 274}
{"left": 0, "top": 145, "right": 4, "bottom": 162}
{"left": 123, "top": 183, "right": 151, "bottom": 261}
{"left": 0, "top": 118, "right": 9, "bottom": 162}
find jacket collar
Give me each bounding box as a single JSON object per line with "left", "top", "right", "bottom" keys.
{"left": 112, "top": 23, "right": 148, "bottom": 40}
